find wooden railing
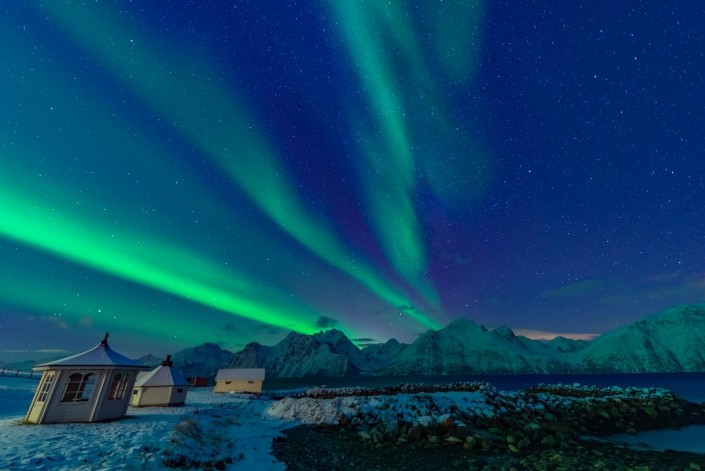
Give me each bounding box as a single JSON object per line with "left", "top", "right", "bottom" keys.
{"left": 0, "top": 368, "right": 38, "bottom": 379}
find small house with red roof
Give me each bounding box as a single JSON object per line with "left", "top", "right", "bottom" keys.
{"left": 25, "top": 333, "right": 149, "bottom": 424}
{"left": 130, "top": 355, "right": 190, "bottom": 407}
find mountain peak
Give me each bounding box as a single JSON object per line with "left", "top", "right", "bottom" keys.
{"left": 649, "top": 303, "right": 705, "bottom": 323}
{"left": 577, "top": 303, "right": 705, "bottom": 372}
{"left": 493, "top": 325, "right": 516, "bottom": 340}
{"left": 443, "top": 317, "right": 487, "bottom": 334}
{"left": 313, "top": 328, "right": 349, "bottom": 343}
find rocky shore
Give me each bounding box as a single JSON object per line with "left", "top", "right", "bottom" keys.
{"left": 268, "top": 382, "right": 705, "bottom": 470}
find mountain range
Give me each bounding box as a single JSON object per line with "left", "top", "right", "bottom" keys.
{"left": 169, "top": 303, "right": 705, "bottom": 378}
{"left": 7, "top": 303, "right": 705, "bottom": 378}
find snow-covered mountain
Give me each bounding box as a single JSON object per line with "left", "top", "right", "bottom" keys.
{"left": 576, "top": 303, "right": 705, "bottom": 372}
{"left": 212, "top": 318, "right": 582, "bottom": 377}
{"left": 136, "top": 354, "right": 164, "bottom": 368}
{"left": 228, "top": 330, "right": 363, "bottom": 377}
{"left": 169, "top": 343, "right": 234, "bottom": 379}
{"left": 361, "top": 338, "right": 407, "bottom": 369}
{"left": 381, "top": 318, "right": 575, "bottom": 375}
{"left": 9, "top": 303, "right": 685, "bottom": 379}
{"left": 545, "top": 336, "right": 589, "bottom": 353}
{"left": 155, "top": 304, "right": 705, "bottom": 377}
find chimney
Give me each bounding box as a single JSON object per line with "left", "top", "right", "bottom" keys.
{"left": 161, "top": 354, "right": 173, "bottom": 367}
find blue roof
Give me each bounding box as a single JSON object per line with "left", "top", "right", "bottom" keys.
{"left": 34, "top": 337, "right": 147, "bottom": 369}
{"left": 135, "top": 364, "right": 190, "bottom": 387}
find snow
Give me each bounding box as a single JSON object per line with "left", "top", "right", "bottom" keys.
{"left": 0, "top": 376, "right": 293, "bottom": 470}
{"left": 264, "top": 388, "right": 501, "bottom": 428}
{"left": 1, "top": 376, "right": 704, "bottom": 470}
{"left": 0, "top": 379, "right": 500, "bottom": 469}
{"left": 267, "top": 395, "right": 360, "bottom": 425}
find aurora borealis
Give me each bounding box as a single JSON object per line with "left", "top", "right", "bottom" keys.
{"left": 1, "top": 1, "right": 704, "bottom": 361}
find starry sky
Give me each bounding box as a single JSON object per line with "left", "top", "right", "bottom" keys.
{"left": 1, "top": 1, "right": 704, "bottom": 362}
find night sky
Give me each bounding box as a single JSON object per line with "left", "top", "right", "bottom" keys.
{"left": 2, "top": 1, "right": 704, "bottom": 361}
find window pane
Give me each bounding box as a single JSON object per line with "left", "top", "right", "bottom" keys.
{"left": 37, "top": 374, "right": 55, "bottom": 402}
{"left": 61, "top": 373, "right": 83, "bottom": 402}
{"left": 108, "top": 373, "right": 123, "bottom": 400}
{"left": 76, "top": 373, "right": 95, "bottom": 401}
{"left": 115, "top": 373, "right": 128, "bottom": 399}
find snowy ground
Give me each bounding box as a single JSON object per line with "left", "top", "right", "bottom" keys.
{"left": 0, "top": 376, "right": 294, "bottom": 470}
{"left": 1, "top": 376, "right": 704, "bottom": 470}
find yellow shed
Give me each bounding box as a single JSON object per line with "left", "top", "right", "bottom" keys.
{"left": 213, "top": 368, "right": 265, "bottom": 394}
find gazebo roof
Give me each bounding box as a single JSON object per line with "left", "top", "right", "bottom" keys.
{"left": 135, "top": 362, "right": 190, "bottom": 387}
{"left": 34, "top": 333, "right": 148, "bottom": 370}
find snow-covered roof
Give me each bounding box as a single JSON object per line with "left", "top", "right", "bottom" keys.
{"left": 215, "top": 368, "right": 265, "bottom": 381}
{"left": 34, "top": 336, "right": 148, "bottom": 370}
{"left": 135, "top": 364, "right": 191, "bottom": 387}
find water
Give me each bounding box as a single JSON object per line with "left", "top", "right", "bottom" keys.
{"left": 606, "top": 425, "right": 705, "bottom": 453}
{"left": 264, "top": 372, "right": 705, "bottom": 402}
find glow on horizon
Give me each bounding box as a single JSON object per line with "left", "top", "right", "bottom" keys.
{"left": 513, "top": 329, "right": 601, "bottom": 342}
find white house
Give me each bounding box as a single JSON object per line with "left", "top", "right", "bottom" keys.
{"left": 130, "top": 355, "right": 190, "bottom": 407}
{"left": 25, "top": 333, "right": 149, "bottom": 424}
{"left": 213, "top": 368, "right": 265, "bottom": 394}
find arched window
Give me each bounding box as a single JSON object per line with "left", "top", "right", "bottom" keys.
{"left": 61, "top": 373, "right": 95, "bottom": 402}
{"left": 108, "top": 373, "right": 129, "bottom": 400}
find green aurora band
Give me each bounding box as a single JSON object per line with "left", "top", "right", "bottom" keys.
{"left": 0, "top": 181, "right": 322, "bottom": 335}
{"left": 328, "top": 0, "right": 491, "bottom": 301}
{"left": 330, "top": 2, "right": 430, "bottom": 294}
{"left": 11, "top": 1, "right": 444, "bottom": 336}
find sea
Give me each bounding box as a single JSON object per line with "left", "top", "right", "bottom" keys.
{"left": 263, "top": 372, "right": 705, "bottom": 403}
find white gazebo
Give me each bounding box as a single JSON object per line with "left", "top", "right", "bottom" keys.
{"left": 25, "top": 333, "right": 149, "bottom": 424}
{"left": 130, "top": 355, "right": 190, "bottom": 407}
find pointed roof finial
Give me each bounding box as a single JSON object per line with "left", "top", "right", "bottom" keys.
{"left": 161, "top": 354, "right": 173, "bottom": 367}
{"left": 101, "top": 332, "right": 109, "bottom": 346}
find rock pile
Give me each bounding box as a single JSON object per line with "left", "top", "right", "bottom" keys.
{"left": 527, "top": 383, "right": 705, "bottom": 437}
{"left": 268, "top": 382, "right": 705, "bottom": 455}
{"left": 268, "top": 381, "right": 487, "bottom": 400}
